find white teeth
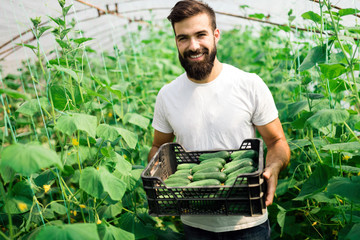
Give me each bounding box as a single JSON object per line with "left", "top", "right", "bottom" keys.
{"left": 190, "top": 53, "right": 203, "bottom": 59}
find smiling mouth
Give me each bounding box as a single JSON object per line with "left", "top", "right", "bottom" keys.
{"left": 189, "top": 53, "right": 204, "bottom": 59}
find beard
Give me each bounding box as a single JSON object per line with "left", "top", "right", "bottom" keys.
{"left": 178, "top": 45, "right": 217, "bottom": 81}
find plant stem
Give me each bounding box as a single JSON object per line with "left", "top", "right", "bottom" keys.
{"left": 343, "top": 122, "right": 360, "bottom": 143}
{"left": 0, "top": 179, "right": 13, "bottom": 239}
{"left": 309, "top": 129, "right": 323, "bottom": 163}
{"left": 325, "top": 0, "right": 360, "bottom": 108}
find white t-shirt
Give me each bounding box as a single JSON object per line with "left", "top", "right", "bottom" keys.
{"left": 152, "top": 63, "right": 278, "bottom": 232}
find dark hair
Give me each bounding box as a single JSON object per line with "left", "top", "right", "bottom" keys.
{"left": 167, "top": 0, "right": 217, "bottom": 31}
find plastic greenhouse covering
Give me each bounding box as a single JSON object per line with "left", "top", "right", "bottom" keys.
{"left": 1, "top": 0, "right": 359, "bottom": 75}
{"left": 1, "top": 0, "right": 360, "bottom": 239}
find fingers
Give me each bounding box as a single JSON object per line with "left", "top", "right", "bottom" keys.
{"left": 263, "top": 168, "right": 276, "bottom": 206}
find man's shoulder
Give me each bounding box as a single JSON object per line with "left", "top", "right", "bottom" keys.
{"left": 223, "top": 64, "right": 261, "bottom": 82}
{"left": 158, "top": 72, "right": 186, "bottom": 95}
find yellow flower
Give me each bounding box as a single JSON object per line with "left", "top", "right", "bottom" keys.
{"left": 43, "top": 184, "right": 51, "bottom": 193}
{"left": 312, "top": 221, "right": 317, "bottom": 226}
{"left": 358, "top": 172, "right": 360, "bottom": 176}
{"left": 17, "top": 202, "right": 28, "bottom": 211}
{"left": 342, "top": 155, "right": 350, "bottom": 161}
{"left": 108, "top": 112, "right": 113, "bottom": 118}
{"left": 339, "top": 199, "right": 343, "bottom": 204}
{"left": 79, "top": 204, "right": 86, "bottom": 209}
{"left": 73, "top": 210, "right": 77, "bottom": 216}
{"left": 72, "top": 138, "right": 79, "bottom": 146}
{"left": 96, "top": 218, "right": 102, "bottom": 224}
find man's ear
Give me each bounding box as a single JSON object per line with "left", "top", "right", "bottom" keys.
{"left": 214, "top": 28, "right": 220, "bottom": 44}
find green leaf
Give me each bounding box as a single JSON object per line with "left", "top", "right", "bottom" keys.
{"left": 16, "top": 98, "right": 48, "bottom": 116}
{"left": 295, "top": 164, "right": 337, "bottom": 200}
{"left": 100, "top": 202, "right": 123, "bottom": 219}
{"left": 0, "top": 143, "right": 63, "bottom": 176}
{"left": 97, "top": 222, "right": 135, "bottom": 240}
{"left": 60, "top": 28, "right": 72, "bottom": 40}
{"left": 276, "top": 204, "right": 286, "bottom": 236}
{"left": 79, "top": 166, "right": 127, "bottom": 201}
{"left": 0, "top": 88, "right": 30, "bottom": 100}
{"left": 96, "top": 124, "right": 138, "bottom": 149}
{"left": 56, "top": 38, "right": 71, "bottom": 49}
{"left": 299, "top": 45, "right": 326, "bottom": 71}
{"left": 319, "top": 63, "right": 347, "bottom": 79}
{"left": 288, "top": 100, "right": 309, "bottom": 118}
{"left": 301, "top": 11, "right": 322, "bottom": 24}
{"left": 110, "top": 82, "right": 130, "bottom": 94}
{"left": 327, "top": 177, "right": 360, "bottom": 203}
{"left": 4, "top": 196, "right": 32, "bottom": 214}
{"left": 310, "top": 192, "right": 337, "bottom": 203}
{"left": 73, "top": 37, "right": 94, "bottom": 45}
{"left": 51, "top": 202, "right": 67, "bottom": 215}
{"left": 339, "top": 8, "right": 360, "bottom": 17}
{"left": 49, "top": 16, "right": 65, "bottom": 27}
{"left": 306, "top": 109, "right": 349, "bottom": 129}
{"left": 355, "top": 121, "right": 360, "bottom": 131}
{"left": 38, "top": 26, "right": 52, "bottom": 38}
{"left": 49, "top": 84, "right": 70, "bottom": 110}
{"left": 112, "top": 152, "right": 132, "bottom": 176}
{"left": 62, "top": 4, "right": 73, "bottom": 17}
{"left": 288, "top": 139, "right": 311, "bottom": 151}
{"left": 346, "top": 223, "right": 360, "bottom": 240}
{"left": 16, "top": 43, "right": 36, "bottom": 50}
{"left": 56, "top": 113, "right": 98, "bottom": 138}
{"left": 36, "top": 223, "right": 100, "bottom": 240}
{"left": 278, "top": 25, "right": 291, "bottom": 32}
{"left": 84, "top": 87, "right": 111, "bottom": 103}
{"left": 118, "top": 212, "right": 155, "bottom": 239}
{"left": 51, "top": 64, "right": 79, "bottom": 83}
{"left": 123, "top": 113, "right": 150, "bottom": 129}
{"left": 249, "top": 13, "right": 265, "bottom": 20}
{"left": 0, "top": 166, "right": 14, "bottom": 184}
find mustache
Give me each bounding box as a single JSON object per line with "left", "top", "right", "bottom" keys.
{"left": 183, "top": 48, "right": 209, "bottom": 58}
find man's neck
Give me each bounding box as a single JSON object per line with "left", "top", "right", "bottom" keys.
{"left": 188, "top": 58, "right": 223, "bottom": 84}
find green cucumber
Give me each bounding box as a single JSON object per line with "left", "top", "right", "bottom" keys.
{"left": 192, "top": 161, "right": 223, "bottom": 173}
{"left": 177, "top": 163, "right": 197, "bottom": 170}
{"left": 224, "top": 176, "right": 237, "bottom": 186}
{"left": 187, "top": 179, "right": 221, "bottom": 187}
{"left": 199, "top": 157, "right": 226, "bottom": 166}
{"left": 223, "top": 159, "right": 254, "bottom": 174}
{"left": 224, "top": 158, "right": 254, "bottom": 170}
{"left": 231, "top": 149, "right": 258, "bottom": 160}
{"left": 192, "top": 172, "right": 227, "bottom": 183}
{"left": 175, "top": 169, "right": 191, "bottom": 174}
{"left": 195, "top": 166, "right": 220, "bottom": 174}
{"left": 198, "top": 151, "right": 230, "bottom": 161}
{"left": 227, "top": 166, "right": 256, "bottom": 179}
{"left": 164, "top": 178, "right": 190, "bottom": 186}
{"left": 167, "top": 172, "right": 191, "bottom": 180}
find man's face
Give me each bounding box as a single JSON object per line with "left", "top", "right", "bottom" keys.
{"left": 174, "top": 13, "right": 219, "bottom": 81}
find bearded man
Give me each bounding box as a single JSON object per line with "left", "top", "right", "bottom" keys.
{"left": 148, "top": 1, "right": 290, "bottom": 239}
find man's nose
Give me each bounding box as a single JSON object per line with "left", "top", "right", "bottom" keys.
{"left": 188, "top": 38, "right": 200, "bottom": 51}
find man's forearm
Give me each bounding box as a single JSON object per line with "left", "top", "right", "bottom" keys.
{"left": 148, "top": 146, "right": 159, "bottom": 163}
{"left": 265, "top": 138, "right": 290, "bottom": 171}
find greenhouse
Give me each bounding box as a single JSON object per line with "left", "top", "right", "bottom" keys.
{"left": 0, "top": 0, "right": 360, "bottom": 239}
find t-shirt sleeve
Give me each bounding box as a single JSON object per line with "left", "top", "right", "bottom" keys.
{"left": 152, "top": 88, "right": 174, "bottom": 133}
{"left": 251, "top": 74, "right": 278, "bottom": 126}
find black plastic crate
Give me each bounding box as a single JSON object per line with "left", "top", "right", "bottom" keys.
{"left": 141, "top": 138, "right": 267, "bottom": 216}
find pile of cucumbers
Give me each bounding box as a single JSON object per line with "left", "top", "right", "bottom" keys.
{"left": 163, "top": 149, "right": 258, "bottom": 187}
